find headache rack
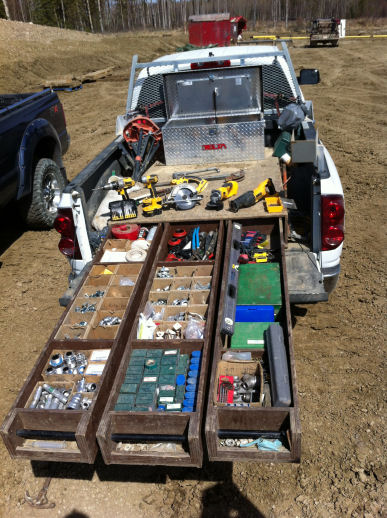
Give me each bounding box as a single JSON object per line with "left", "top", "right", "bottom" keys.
{"left": 125, "top": 42, "right": 303, "bottom": 123}
{"left": 123, "top": 42, "right": 302, "bottom": 166}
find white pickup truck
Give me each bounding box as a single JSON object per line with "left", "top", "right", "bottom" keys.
{"left": 55, "top": 42, "right": 344, "bottom": 305}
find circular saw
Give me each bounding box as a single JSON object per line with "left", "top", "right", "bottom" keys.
{"left": 164, "top": 184, "right": 203, "bottom": 211}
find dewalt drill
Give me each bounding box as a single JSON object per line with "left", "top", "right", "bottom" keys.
{"left": 96, "top": 177, "right": 136, "bottom": 200}
{"left": 229, "top": 178, "right": 276, "bottom": 213}
{"left": 94, "top": 176, "right": 137, "bottom": 221}
{"left": 141, "top": 174, "right": 163, "bottom": 216}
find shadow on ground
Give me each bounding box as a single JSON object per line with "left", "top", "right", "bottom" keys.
{"left": 31, "top": 454, "right": 265, "bottom": 517}
{"left": 0, "top": 204, "right": 26, "bottom": 260}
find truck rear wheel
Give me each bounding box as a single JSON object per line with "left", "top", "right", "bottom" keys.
{"left": 21, "top": 158, "right": 67, "bottom": 229}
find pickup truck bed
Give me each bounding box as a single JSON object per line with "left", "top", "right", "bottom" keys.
{"left": 131, "top": 150, "right": 285, "bottom": 223}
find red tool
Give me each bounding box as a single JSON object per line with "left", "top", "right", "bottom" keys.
{"left": 122, "top": 116, "right": 163, "bottom": 182}
{"left": 123, "top": 116, "right": 162, "bottom": 143}
{"left": 111, "top": 223, "right": 140, "bottom": 240}
{"left": 218, "top": 375, "right": 234, "bottom": 403}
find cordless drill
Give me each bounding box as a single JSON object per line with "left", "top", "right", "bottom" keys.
{"left": 96, "top": 177, "right": 135, "bottom": 201}
{"left": 94, "top": 177, "right": 137, "bottom": 221}
{"left": 141, "top": 174, "right": 163, "bottom": 216}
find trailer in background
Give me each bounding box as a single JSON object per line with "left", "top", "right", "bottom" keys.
{"left": 188, "top": 13, "right": 246, "bottom": 47}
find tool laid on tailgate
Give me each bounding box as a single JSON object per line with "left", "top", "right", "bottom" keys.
{"left": 141, "top": 174, "right": 163, "bottom": 217}
{"left": 165, "top": 185, "right": 203, "bottom": 211}
{"left": 206, "top": 180, "right": 239, "bottom": 211}
{"left": 93, "top": 176, "right": 137, "bottom": 221}
{"left": 229, "top": 178, "right": 276, "bottom": 213}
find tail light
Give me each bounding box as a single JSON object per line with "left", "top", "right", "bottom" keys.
{"left": 54, "top": 208, "right": 81, "bottom": 259}
{"left": 321, "top": 195, "right": 345, "bottom": 250}
{"left": 190, "top": 60, "right": 231, "bottom": 70}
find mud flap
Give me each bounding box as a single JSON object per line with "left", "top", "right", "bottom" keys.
{"left": 285, "top": 249, "right": 328, "bottom": 303}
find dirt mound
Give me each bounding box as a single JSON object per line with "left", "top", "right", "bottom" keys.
{"left": 0, "top": 19, "right": 187, "bottom": 92}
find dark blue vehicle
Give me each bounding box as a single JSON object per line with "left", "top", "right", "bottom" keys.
{"left": 0, "top": 89, "right": 69, "bottom": 228}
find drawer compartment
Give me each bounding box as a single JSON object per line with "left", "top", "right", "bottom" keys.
{"left": 97, "top": 222, "right": 224, "bottom": 467}
{"left": 205, "top": 218, "right": 301, "bottom": 463}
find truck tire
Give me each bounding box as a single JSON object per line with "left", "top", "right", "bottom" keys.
{"left": 21, "top": 158, "right": 66, "bottom": 229}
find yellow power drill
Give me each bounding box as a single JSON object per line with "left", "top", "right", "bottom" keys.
{"left": 94, "top": 176, "right": 137, "bottom": 220}
{"left": 141, "top": 174, "right": 163, "bottom": 216}
{"left": 206, "top": 181, "right": 239, "bottom": 211}
{"left": 96, "top": 177, "right": 135, "bottom": 201}
{"left": 229, "top": 178, "right": 276, "bottom": 213}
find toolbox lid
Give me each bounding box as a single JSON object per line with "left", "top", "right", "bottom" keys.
{"left": 164, "top": 67, "right": 262, "bottom": 120}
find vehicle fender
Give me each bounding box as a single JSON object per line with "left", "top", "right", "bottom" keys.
{"left": 17, "top": 118, "right": 63, "bottom": 200}
{"left": 319, "top": 144, "right": 344, "bottom": 196}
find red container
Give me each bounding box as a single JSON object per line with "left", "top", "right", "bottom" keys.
{"left": 188, "top": 14, "right": 246, "bottom": 47}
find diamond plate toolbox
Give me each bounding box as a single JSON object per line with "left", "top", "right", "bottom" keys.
{"left": 162, "top": 119, "right": 265, "bottom": 165}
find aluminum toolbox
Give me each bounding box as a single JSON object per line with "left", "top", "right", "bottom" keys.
{"left": 205, "top": 218, "right": 301, "bottom": 463}
{"left": 162, "top": 117, "right": 265, "bottom": 165}
{"left": 162, "top": 66, "right": 265, "bottom": 165}
{"left": 97, "top": 221, "right": 224, "bottom": 467}
{"left": 0, "top": 225, "right": 163, "bottom": 463}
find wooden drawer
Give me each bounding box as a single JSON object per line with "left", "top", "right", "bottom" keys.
{"left": 0, "top": 225, "right": 163, "bottom": 463}
{"left": 97, "top": 222, "right": 224, "bottom": 467}
{"left": 205, "top": 218, "right": 301, "bottom": 463}
{"left": 0, "top": 341, "right": 119, "bottom": 463}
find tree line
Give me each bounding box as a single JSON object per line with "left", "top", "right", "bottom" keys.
{"left": 1, "top": 0, "right": 386, "bottom": 33}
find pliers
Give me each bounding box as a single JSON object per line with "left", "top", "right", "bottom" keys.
{"left": 191, "top": 226, "right": 201, "bottom": 260}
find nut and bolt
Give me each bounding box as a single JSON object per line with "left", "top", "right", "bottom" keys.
{"left": 98, "top": 316, "right": 121, "bottom": 327}
{"left": 157, "top": 267, "right": 172, "bottom": 278}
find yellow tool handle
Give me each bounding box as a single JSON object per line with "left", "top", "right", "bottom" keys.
{"left": 171, "top": 177, "right": 208, "bottom": 193}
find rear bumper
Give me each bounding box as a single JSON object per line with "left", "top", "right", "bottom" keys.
{"left": 322, "top": 262, "right": 340, "bottom": 279}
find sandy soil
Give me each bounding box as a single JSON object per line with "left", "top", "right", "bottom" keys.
{"left": 0, "top": 19, "right": 386, "bottom": 518}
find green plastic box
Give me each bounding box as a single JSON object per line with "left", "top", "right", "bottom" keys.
{"left": 125, "top": 373, "right": 143, "bottom": 383}
{"left": 231, "top": 322, "right": 280, "bottom": 349}
{"left": 159, "top": 374, "right": 176, "bottom": 385}
{"left": 237, "top": 263, "right": 282, "bottom": 316}
{"left": 120, "top": 383, "right": 138, "bottom": 394}
{"left": 131, "top": 349, "right": 147, "bottom": 357}
{"left": 114, "top": 403, "right": 133, "bottom": 411}
{"left": 117, "top": 394, "right": 136, "bottom": 405}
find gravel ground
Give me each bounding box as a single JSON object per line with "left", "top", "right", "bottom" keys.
{"left": 0, "top": 20, "right": 386, "bottom": 518}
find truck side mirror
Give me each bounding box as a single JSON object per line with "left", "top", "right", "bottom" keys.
{"left": 298, "top": 69, "right": 320, "bottom": 85}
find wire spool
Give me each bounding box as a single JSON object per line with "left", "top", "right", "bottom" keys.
{"left": 131, "top": 239, "right": 150, "bottom": 251}
{"left": 111, "top": 223, "right": 140, "bottom": 240}
{"left": 126, "top": 248, "right": 147, "bottom": 262}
